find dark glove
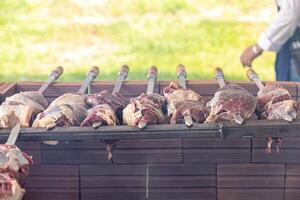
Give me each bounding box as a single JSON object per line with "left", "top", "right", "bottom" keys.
{"left": 240, "top": 44, "right": 263, "bottom": 67}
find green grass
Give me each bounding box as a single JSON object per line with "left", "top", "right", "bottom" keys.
{"left": 0, "top": 0, "right": 276, "bottom": 82}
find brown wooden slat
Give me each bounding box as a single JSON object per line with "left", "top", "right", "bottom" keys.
{"left": 285, "top": 165, "right": 300, "bottom": 200}
{"left": 24, "top": 189, "right": 79, "bottom": 200}
{"left": 80, "top": 165, "right": 146, "bottom": 200}
{"left": 148, "top": 164, "right": 216, "bottom": 200}
{"left": 253, "top": 138, "right": 300, "bottom": 163}
{"left": 183, "top": 138, "right": 251, "bottom": 164}
{"left": 114, "top": 139, "right": 182, "bottom": 164}
{"left": 24, "top": 165, "right": 79, "bottom": 200}
{"left": 149, "top": 188, "right": 216, "bottom": 200}
{"left": 218, "top": 189, "right": 284, "bottom": 200}
{"left": 217, "top": 164, "right": 285, "bottom": 200}
{"left": 0, "top": 82, "right": 17, "bottom": 102}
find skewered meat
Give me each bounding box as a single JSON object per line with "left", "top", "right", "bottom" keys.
{"left": 205, "top": 84, "right": 257, "bottom": 124}
{"left": 163, "top": 82, "right": 208, "bottom": 124}
{"left": 81, "top": 104, "right": 119, "bottom": 126}
{"left": 123, "top": 93, "right": 168, "bottom": 127}
{"left": 0, "top": 144, "right": 32, "bottom": 178}
{"left": 33, "top": 93, "right": 88, "bottom": 129}
{"left": 81, "top": 91, "right": 128, "bottom": 127}
{"left": 256, "top": 83, "right": 298, "bottom": 121}
{"left": 0, "top": 173, "right": 25, "bottom": 200}
{"left": 0, "top": 92, "right": 48, "bottom": 128}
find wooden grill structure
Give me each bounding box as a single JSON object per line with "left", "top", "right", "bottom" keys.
{"left": 0, "top": 80, "right": 300, "bottom": 200}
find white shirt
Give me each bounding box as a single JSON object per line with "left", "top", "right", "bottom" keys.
{"left": 258, "top": 0, "right": 300, "bottom": 52}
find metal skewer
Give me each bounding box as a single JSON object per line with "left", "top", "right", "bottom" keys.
{"left": 112, "top": 65, "right": 129, "bottom": 94}
{"left": 6, "top": 123, "right": 21, "bottom": 145}
{"left": 38, "top": 66, "right": 64, "bottom": 94}
{"left": 246, "top": 67, "right": 265, "bottom": 90}
{"left": 176, "top": 64, "right": 194, "bottom": 127}
{"left": 137, "top": 66, "right": 158, "bottom": 129}
{"left": 214, "top": 67, "right": 226, "bottom": 88}
{"left": 214, "top": 67, "right": 243, "bottom": 124}
{"left": 78, "top": 66, "right": 100, "bottom": 94}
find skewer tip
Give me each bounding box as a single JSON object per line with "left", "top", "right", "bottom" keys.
{"left": 214, "top": 67, "right": 223, "bottom": 75}
{"left": 148, "top": 66, "right": 158, "bottom": 78}
{"left": 138, "top": 120, "right": 147, "bottom": 129}
{"left": 92, "top": 121, "right": 103, "bottom": 129}
{"left": 52, "top": 66, "right": 64, "bottom": 79}
{"left": 88, "top": 66, "right": 100, "bottom": 78}
{"left": 246, "top": 67, "right": 258, "bottom": 81}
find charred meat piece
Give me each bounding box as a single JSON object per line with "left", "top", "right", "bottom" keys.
{"left": 0, "top": 144, "right": 33, "bottom": 178}
{"left": 0, "top": 173, "right": 25, "bottom": 200}
{"left": 0, "top": 92, "right": 48, "bottom": 128}
{"left": 256, "top": 83, "right": 298, "bottom": 121}
{"left": 163, "top": 82, "right": 208, "bottom": 124}
{"left": 205, "top": 84, "right": 257, "bottom": 124}
{"left": 32, "top": 93, "right": 88, "bottom": 129}
{"left": 123, "top": 93, "right": 168, "bottom": 127}
{"left": 82, "top": 91, "right": 128, "bottom": 126}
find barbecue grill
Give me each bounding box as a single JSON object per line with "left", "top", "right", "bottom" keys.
{"left": 0, "top": 78, "right": 299, "bottom": 200}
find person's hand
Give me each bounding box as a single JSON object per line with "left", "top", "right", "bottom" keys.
{"left": 240, "top": 44, "right": 263, "bottom": 67}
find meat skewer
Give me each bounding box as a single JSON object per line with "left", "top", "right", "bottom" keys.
{"left": 33, "top": 66, "right": 99, "bottom": 130}
{"left": 0, "top": 66, "right": 63, "bottom": 128}
{"left": 246, "top": 67, "right": 298, "bottom": 122}
{"left": 123, "top": 66, "right": 168, "bottom": 129}
{"left": 176, "top": 65, "right": 194, "bottom": 127}
{"left": 205, "top": 67, "right": 257, "bottom": 124}
{"left": 163, "top": 65, "right": 208, "bottom": 127}
{"left": 81, "top": 65, "right": 129, "bottom": 129}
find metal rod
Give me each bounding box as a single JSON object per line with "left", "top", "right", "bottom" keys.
{"left": 6, "top": 123, "right": 21, "bottom": 145}
{"left": 214, "top": 67, "right": 226, "bottom": 88}
{"left": 246, "top": 67, "right": 265, "bottom": 90}
{"left": 38, "top": 66, "right": 64, "bottom": 94}
{"left": 78, "top": 66, "right": 99, "bottom": 94}
{"left": 177, "top": 64, "right": 187, "bottom": 89}
{"left": 146, "top": 66, "right": 158, "bottom": 94}
{"left": 112, "top": 65, "right": 129, "bottom": 94}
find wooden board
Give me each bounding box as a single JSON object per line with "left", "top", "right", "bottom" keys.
{"left": 183, "top": 138, "right": 251, "bottom": 164}
{"left": 23, "top": 165, "right": 79, "bottom": 200}
{"left": 285, "top": 165, "right": 300, "bottom": 200}
{"left": 80, "top": 164, "right": 146, "bottom": 200}
{"left": 217, "top": 164, "right": 285, "bottom": 200}
{"left": 148, "top": 164, "right": 216, "bottom": 200}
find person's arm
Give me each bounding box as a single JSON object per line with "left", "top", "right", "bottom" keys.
{"left": 240, "top": 0, "right": 300, "bottom": 67}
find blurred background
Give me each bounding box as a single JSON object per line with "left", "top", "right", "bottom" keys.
{"left": 0, "top": 0, "right": 276, "bottom": 81}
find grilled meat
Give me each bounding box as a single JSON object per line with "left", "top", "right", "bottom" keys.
{"left": 205, "top": 84, "right": 257, "bottom": 124}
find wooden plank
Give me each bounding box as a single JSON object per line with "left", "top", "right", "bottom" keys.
{"left": 80, "top": 164, "right": 146, "bottom": 200}
{"left": 24, "top": 189, "right": 79, "bottom": 200}
{"left": 217, "top": 164, "right": 285, "bottom": 200}
{"left": 285, "top": 165, "right": 300, "bottom": 200}
{"left": 183, "top": 138, "right": 251, "bottom": 164}
{"left": 218, "top": 189, "right": 284, "bottom": 200}
{"left": 148, "top": 164, "right": 216, "bottom": 200}
{"left": 0, "top": 82, "right": 17, "bottom": 102}
{"left": 149, "top": 188, "right": 216, "bottom": 200}
{"left": 253, "top": 138, "right": 300, "bottom": 163}
{"left": 114, "top": 139, "right": 182, "bottom": 164}
{"left": 42, "top": 141, "right": 110, "bottom": 165}
{"left": 24, "top": 165, "right": 79, "bottom": 200}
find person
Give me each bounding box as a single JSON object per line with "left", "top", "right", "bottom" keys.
{"left": 240, "top": 0, "right": 300, "bottom": 81}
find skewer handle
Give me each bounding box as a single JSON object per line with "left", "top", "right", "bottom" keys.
{"left": 87, "top": 66, "right": 100, "bottom": 80}
{"left": 214, "top": 67, "right": 226, "bottom": 88}
{"left": 50, "top": 66, "right": 64, "bottom": 80}
{"left": 146, "top": 66, "right": 158, "bottom": 94}
{"left": 78, "top": 66, "right": 100, "bottom": 94}
{"left": 113, "top": 65, "right": 129, "bottom": 93}
{"left": 245, "top": 67, "right": 264, "bottom": 90}
{"left": 38, "top": 66, "right": 64, "bottom": 94}
{"left": 177, "top": 64, "right": 187, "bottom": 89}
